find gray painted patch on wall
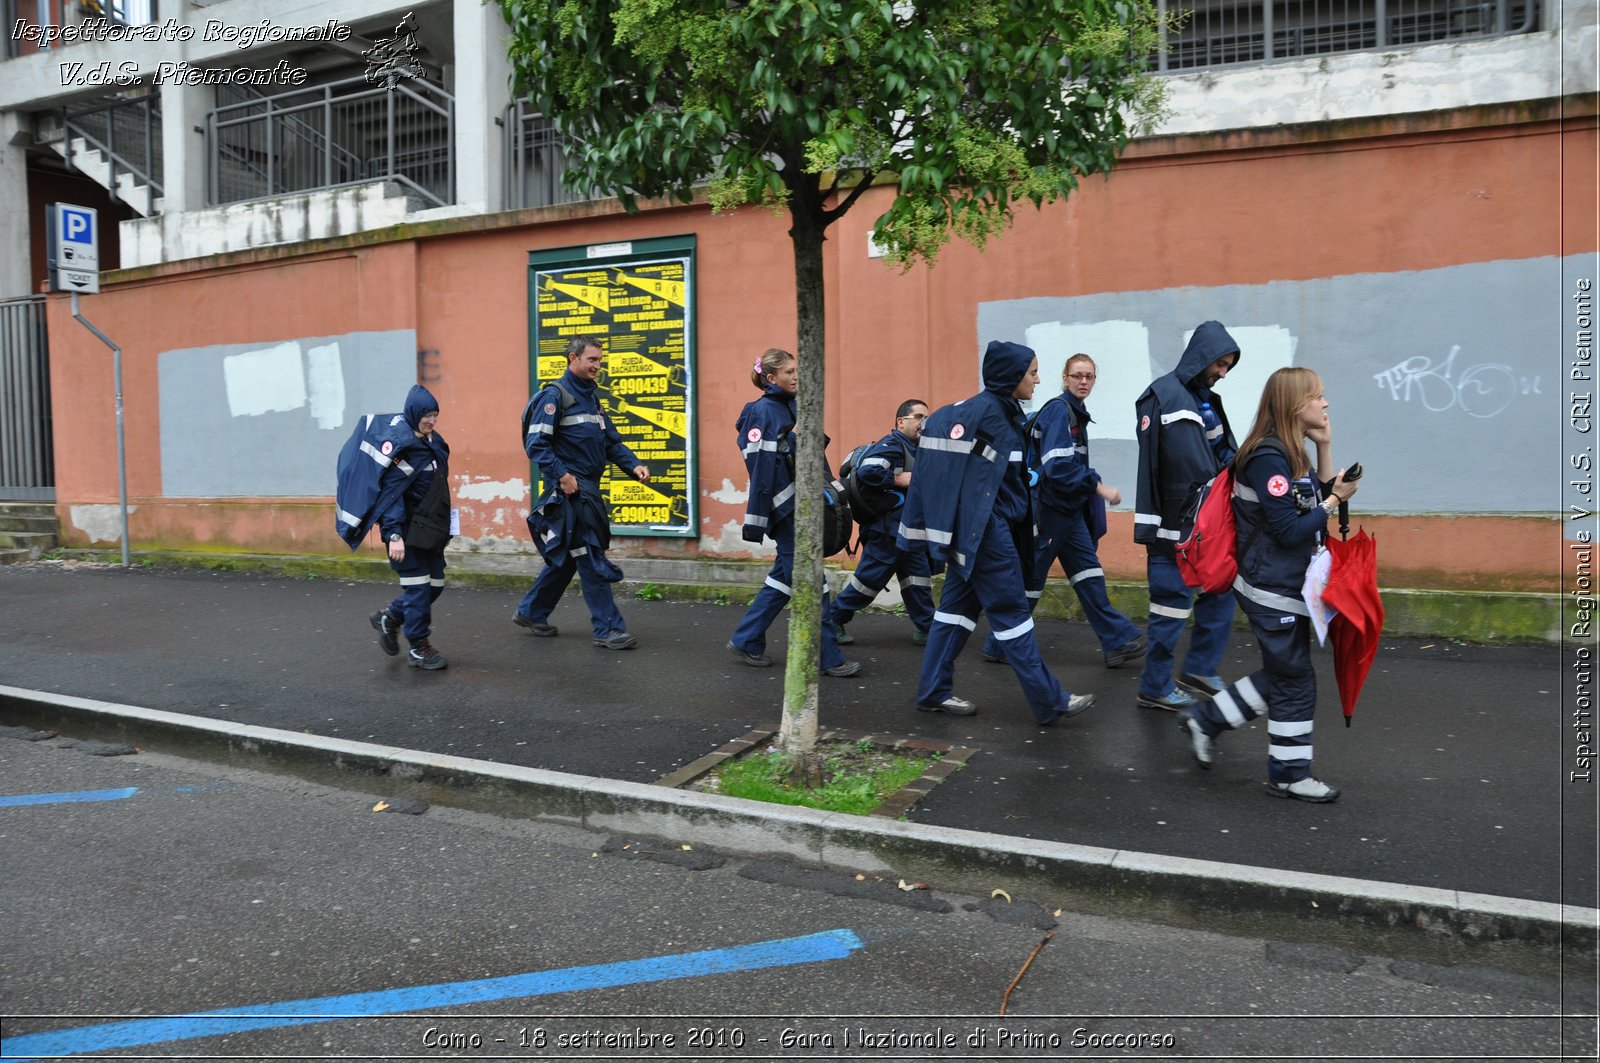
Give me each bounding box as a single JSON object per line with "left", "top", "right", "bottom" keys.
{"left": 159, "top": 330, "right": 416, "bottom": 498}
{"left": 979, "top": 256, "right": 1576, "bottom": 514}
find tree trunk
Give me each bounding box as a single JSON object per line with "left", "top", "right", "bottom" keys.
{"left": 777, "top": 186, "right": 828, "bottom": 761}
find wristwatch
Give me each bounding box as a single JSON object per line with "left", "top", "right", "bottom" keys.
{"left": 388, "top": 532, "right": 403, "bottom": 542}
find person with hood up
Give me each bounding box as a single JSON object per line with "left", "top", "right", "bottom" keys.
{"left": 336, "top": 383, "right": 452, "bottom": 670}
{"left": 1132, "top": 321, "right": 1241, "bottom": 711}
{"left": 514, "top": 336, "right": 649, "bottom": 651}
{"left": 980, "top": 353, "right": 1145, "bottom": 669}
{"left": 897, "top": 340, "right": 1096, "bottom": 725}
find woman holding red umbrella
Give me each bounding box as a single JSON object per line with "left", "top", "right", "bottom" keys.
{"left": 1178, "top": 368, "right": 1360, "bottom": 802}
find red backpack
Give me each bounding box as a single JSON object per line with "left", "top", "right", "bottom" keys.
{"left": 1176, "top": 443, "right": 1279, "bottom": 593}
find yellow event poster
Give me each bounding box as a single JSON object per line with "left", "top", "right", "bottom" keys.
{"left": 529, "top": 245, "right": 695, "bottom": 537}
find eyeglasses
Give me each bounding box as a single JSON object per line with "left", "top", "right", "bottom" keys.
{"left": 900, "top": 413, "right": 927, "bottom": 420}
{"left": 1067, "top": 372, "right": 1096, "bottom": 381}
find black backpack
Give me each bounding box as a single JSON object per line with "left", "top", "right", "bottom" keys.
{"left": 838, "top": 439, "right": 906, "bottom": 524}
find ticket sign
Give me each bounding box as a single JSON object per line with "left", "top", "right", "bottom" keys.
{"left": 47, "top": 203, "right": 100, "bottom": 293}
{"left": 528, "top": 237, "right": 697, "bottom": 537}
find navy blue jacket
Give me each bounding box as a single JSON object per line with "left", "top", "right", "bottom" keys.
{"left": 853, "top": 428, "right": 917, "bottom": 537}
{"left": 1134, "top": 321, "right": 1240, "bottom": 554}
{"left": 334, "top": 384, "right": 447, "bottom": 549}
{"left": 737, "top": 384, "right": 799, "bottom": 543}
{"left": 527, "top": 481, "right": 624, "bottom": 581}
{"left": 898, "top": 341, "right": 1034, "bottom": 578}
{"left": 523, "top": 370, "right": 641, "bottom": 488}
{"left": 1232, "top": 441, "right": 1330, "bottom": 613}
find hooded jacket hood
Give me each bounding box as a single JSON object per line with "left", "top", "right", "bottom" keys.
{"left": 1174, "top": 321, "right": 1240, "bottom": 389}
{"left": 982, "top": 340, "right": 1036, "bottom": 397}
{"left": 403, "top": 384, "right": 440, "bottom": 433}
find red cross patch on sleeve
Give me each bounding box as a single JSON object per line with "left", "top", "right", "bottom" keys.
{"left": 1267, "top": 474, "right": 1290, "bottom": 497}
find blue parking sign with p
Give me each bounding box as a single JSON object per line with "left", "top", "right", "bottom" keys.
{"left": 62, "top": 208, "right": 94, "bottom": 244}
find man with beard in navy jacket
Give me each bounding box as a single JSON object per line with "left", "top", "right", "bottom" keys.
{"left": 1132, "top": 321, "right": 1242, "bottom": 711}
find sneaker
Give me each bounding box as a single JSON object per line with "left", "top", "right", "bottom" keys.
{"left": 1041, "top": 693, "right": 1096, "bottom": 725}
{"left": 912, "top": 627, "right": 928, "bottom": 646}
{"left": 594, "top": 630, "right": 638, "bottom": 650}
{"left": 1180, "top": 713, "right": 1214, "bottom": 769}
{"left": 915, "top": 697, "right": 972, "bottom": 714}
{"left": 1265, "top": 777, "right": 1340, "bottom": 803}
{"left": 513, "top": 613, "right": 558, "bottom": 637}
{"left": 828, "top": 620, "right": 855, "bottom": 646}
{"left": 1178, "top": 673, "right": 1225, "bottom": 698}
{"left": 369, "top": 610, "right": 399, "bottom": 657}
{"left": 407, "top": 640, "right": 448, "bottom": 670}
{"left": 1103, "top": 636, "right": 1147, "bottom": 669}
{"left": 916, "top": 695, "right": 977, "bottom": 716}
{"left": 728, "top": 641, "right": 772, "bottom": 668}
{"left": 822, "top": 660, "right": 861, "bottom": 678}
{"left": 1136, "top": 687, "right": 1198, "bottom": 712}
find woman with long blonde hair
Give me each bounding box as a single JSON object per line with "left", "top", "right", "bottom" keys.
{"left": 1178, "top": 367, "right": 1361, "bottom": 802}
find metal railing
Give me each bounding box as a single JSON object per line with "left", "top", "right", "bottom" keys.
{"left": 62, "top": 91, "right": 164, "bottom": 205}
{"left": 206, "top": 75, "right": 455, "bottom": 208}
{"left": 1155, "top": 0, "right": 1539, "bottom": 70}
{"left": 0, "top": 296, "right": 54, "bottom": 500}
{"left": 503, "top": 101, "right": 595, "bottom": 211}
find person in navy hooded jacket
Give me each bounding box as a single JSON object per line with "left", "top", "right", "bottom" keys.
{"left": 1133, "top": 322, "right": 1241, "bottom": 711}
{"left": 727, "top": 347, "right": 859, "bottom": 677}
{"left": 354, "top": 384, "right": 452, "bottom": 670}
{"left": 898, "top": 340, "right": 1096, "bottom": 724}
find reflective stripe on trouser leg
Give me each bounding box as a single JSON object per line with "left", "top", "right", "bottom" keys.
{"left": 1188, "top": 672, "right": 1270, "bottom": 735}
{"left": 1139, "top": 553, "right": 1194, "bottom": 699}
{"left": 896, "top": 543, "right": 936, "bottom": 631}
{"left": 730, "top": 520, "right": 796, "bottom": 656}
{"left": 1049, "top": 508, "right": 1141, "bottom": 652}
{"left": 1242, "top": 601, "right": 1317, "bottom": 784}
{"left": 936, "top": 515, "right": 1066, "bottom": 723}
{"left": 390, "top": 546, "right": 446, "bottom": 643}
{"left": 917, "top": 579, "right": 981, "bottom": 708}
{"left": 833, "top": 537, "right": 902, "bottom": 614}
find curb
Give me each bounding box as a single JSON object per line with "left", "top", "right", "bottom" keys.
{"left": 2, "top": 684, "right": 1592, "bottom": 975}
{"left": 53, "top": 549, "right": 1565, "bottom": 644}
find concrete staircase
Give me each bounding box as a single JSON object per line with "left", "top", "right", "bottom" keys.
{"left": 0, "top": 503, "right": 59, "bottom": 565}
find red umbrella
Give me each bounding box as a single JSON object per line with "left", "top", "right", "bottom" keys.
{"left": 1321, "top": 528, "right": 1383, "bottom": 725}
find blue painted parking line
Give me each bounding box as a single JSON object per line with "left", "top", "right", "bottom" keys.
{"left": 0, "top": 928, "right": 866, "bottom": 1061}
{"left": 0, "top": 787, "right": 138, "bottom": 809}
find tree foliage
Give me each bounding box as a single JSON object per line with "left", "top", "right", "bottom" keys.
{"left": 502, "top": 0, "right": 1169, "bottom": 265}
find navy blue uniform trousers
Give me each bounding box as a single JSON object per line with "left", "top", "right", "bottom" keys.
{"left": 729, "top": 518, "right": 846, "bottom": 669}
{"left": 1139, "top": 553, "right": 1234, "bottom": 698}
{"left": 831, "top": 529, "right": 935, "bottom": 632}
{"left": 518, "top": 550, "right": 627, "bottom": 638}
{"left": 385, "top": 546, "right": 446, "bottom": 644}
{"left": 919, "top": 515, "right": 1069, "bottom": 723}
{"left": 1186, "top": 595, "right": 1316, "bottom": 784}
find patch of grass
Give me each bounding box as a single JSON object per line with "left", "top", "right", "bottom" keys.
{"left": 710, "top": 744, "right": 930, "bottom": 815}
{"left": 635, "top": 581, "right": 664, "bottom": 601}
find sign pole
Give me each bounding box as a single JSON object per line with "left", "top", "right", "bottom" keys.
{"left": 70, "top": 292, "right": 130, "bottom": 569}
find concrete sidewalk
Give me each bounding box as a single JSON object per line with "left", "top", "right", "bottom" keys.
{"left": 0, "top": 561, "right": 1592, "bottom": 963}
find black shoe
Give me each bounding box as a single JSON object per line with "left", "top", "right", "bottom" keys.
{"left": 513, "top": 613, "right": 558, "bottom": 637}
{"left": 822, "top": 660, "right": 861, "bottom": 678}
{"left": 1104, "top": 636, "right": 1147, "bottom": 669}
{"left": 370, "top": 610, "right": 399, "bottom": 656}
{"left": 728, "top": 641, "right": 772, "bottom": 668}
{"left": 980, "top": 650, "right": 1005, "bottom": 664}
{"left": 407, "top": 640, "right": 447, "bottom": 670}
{"left": 916, "top": 695, "right": 977, "bottom": 716}
{"left": 594, "top": 630, "right": 638, "bottom": 650}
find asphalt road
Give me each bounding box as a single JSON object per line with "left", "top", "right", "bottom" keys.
{"left": 0, "top": 563, "right": 1592, "bottom": 909}
{"left": 2, "top": 734, "right": 1591, "bottom": 1062}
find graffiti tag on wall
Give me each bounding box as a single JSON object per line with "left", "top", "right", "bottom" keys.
{"left": 1373, "top": 345, "right": 1541, "bottom": 418}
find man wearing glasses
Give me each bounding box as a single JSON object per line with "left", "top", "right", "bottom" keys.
{"left": 828, "top": 399, "right": 935, "bottom": 645}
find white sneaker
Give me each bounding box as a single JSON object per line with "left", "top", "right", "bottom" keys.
{"left": 1179, "top": 714, "right": 1213, "bottom": 769}
{"left": 1265, "top": 777, "right": 1340, "bottom": 803}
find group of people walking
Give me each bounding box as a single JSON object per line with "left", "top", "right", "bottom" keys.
{"left": 340, "top": 322, "right": 1362, "bottom": 803}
